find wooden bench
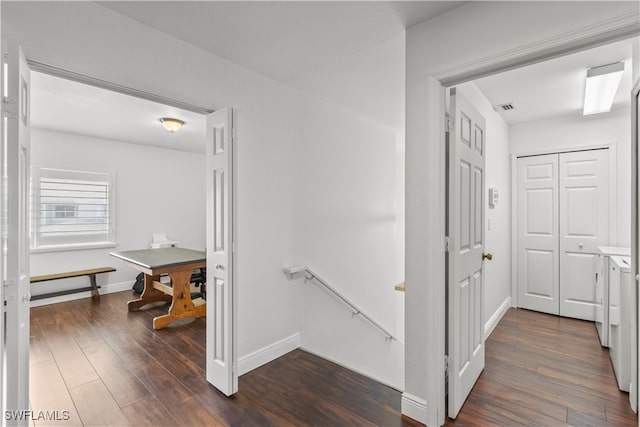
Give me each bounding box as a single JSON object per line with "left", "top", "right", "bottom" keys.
{"left": 30, "top": 267, "right": 116, "bottom": 302}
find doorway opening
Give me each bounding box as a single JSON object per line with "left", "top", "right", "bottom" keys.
{"left": 444, "top": 35, "right": 638, "bottom": 423}
{"left": 6, "top": 59, "right": 239, "bottom": 421}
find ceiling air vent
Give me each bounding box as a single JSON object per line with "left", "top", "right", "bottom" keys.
{"left": 494, "top": 102, "right": 515, "bottom": 112}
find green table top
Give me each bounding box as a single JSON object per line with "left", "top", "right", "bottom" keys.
{"left": 110, "top": 247, "right": 205, "bottom": 270}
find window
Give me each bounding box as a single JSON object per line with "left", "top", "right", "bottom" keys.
{"left": 31, "top": 168, "right": 115, "bottom": 251}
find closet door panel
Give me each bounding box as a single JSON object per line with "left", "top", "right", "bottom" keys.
{"left": 559, "top": 149, "right": 609, "bottom": 320}
{"left": 517, "top": 154, "right": 560, "bottom": 314}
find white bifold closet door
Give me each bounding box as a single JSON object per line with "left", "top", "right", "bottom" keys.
{"left": 517, "top": 149, "right": 609, "bottom": 320}
{"left": 559, "top": 149, "right": 609, "bottom": 319}
{"left": 517, "top": 154, "right": 560, "bottom": 314}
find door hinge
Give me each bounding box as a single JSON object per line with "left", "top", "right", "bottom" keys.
{"left": 4, "top": 279, "right": 17, "bottom": 302}
{"left": 444, "top": 355, "right": 450, "bottom": 374}
{"left": 445, "top": 236, "right": 452, "bottom": 252}
{"left": 445, "top": 115, "right": 455, "bottom": 133}
{"left": 2, "top": 96, "right": 17, "bottom": 119}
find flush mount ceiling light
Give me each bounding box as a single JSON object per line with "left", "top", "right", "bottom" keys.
{"left": 583, "top": 62, "right": 624, "bottom": 116}
{"left": 159, "top": 117, "right": 185, "bottom": 132}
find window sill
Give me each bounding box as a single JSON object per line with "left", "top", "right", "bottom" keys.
{"left": 30, "top": 242, "right": 117, "bottom": 254}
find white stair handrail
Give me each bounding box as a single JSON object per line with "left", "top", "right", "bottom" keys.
{"left": 283, "top": 266, "right": 396, "bottom": 342}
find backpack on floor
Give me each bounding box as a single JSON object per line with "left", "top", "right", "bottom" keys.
{"left": 132, "top": 273, "right": 144, "bottom": 295}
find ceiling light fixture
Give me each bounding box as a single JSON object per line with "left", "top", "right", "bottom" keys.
{"left": 160, "top": 117, "right": 185, "bottom": 132}
{"left": 583, "top": 62, "right": 624, "bottom": 116}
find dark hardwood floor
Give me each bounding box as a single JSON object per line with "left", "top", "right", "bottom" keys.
{"left": 446, "top": 308, "right": 638, "bottom": 426}
{"left": 30, "top": 293, "right": 638, "bottom": 426}
{"left": 29, "top": 290, "right": 420, "bottom": 426}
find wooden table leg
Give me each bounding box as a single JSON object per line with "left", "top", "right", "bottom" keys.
{"left": 128, "top": 274, "right": 171, "bottom": 311}
{"left": 152, "top": 269, "right": 206, "bottom": 330}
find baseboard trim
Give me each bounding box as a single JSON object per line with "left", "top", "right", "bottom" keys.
{"left": 484, "top": 296, "right": 512, "bottom": 339}
{"left": 238, "top": 333, "right": 301, "bottom": 376}
{"left": 299, "top": 345, "right": 403, "bottom": 392}
{"left": 401, "top": 392, "right": 428, "bottom": 425}
{"left": 30, "top": 281, "right": 134, "bottom": 308}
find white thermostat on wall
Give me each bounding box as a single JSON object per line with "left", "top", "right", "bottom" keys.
{"left": 489, "top": 188, "right": 499, "bottom": 208}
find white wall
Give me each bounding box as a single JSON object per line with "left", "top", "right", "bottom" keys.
{"left": 6, "top": 1, "right": 406, "bottom": 385}
{"left": 293, "top": 95, "right": 405, "bottom": 389}
{"left": 511, "top": 109, "right": 631, "bottom": 246}
{"left": 29, "top": 128, "right": 206, "bottom": 302}
{"left": 4, "top": 1, "right": 301, "bottom": 362}
{"left": 455, "top": 82, "right": 512, "bottom": 335}
{"left": 406, "top": 2, "right": 638, "bottom": 424}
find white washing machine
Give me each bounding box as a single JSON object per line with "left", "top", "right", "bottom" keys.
{"left": 609, "top": 255, "right": 631, "bottom": 392}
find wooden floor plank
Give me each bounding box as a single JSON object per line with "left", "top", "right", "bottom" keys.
{"left": 29, "top": 322, "right": 53, "bottom": 365}
{"left": 29, "top": 359, "right": 82, "bottom": 426}
{"left": 40, "top": 320, "right": 100, "bottom": 389}
{"left": 69, "top": 380, "right": 130, "bottom": 427}
{"left": 30, "top": 293, "right": 638, "bottom": 427}
{"left": 165, "top": 396, "right": 228, "bottom": 427}
{"left": 66, "top": 303, "right": 105, "bottom": 349}
{"left": 101, "top": 331, "right": 194, "bottom": 408}
{"left": 446, "top": 308, "right": 637, "bottom": 426}
{"left": 82, "top": 342, "right": 151, "bottom": 408}
{"left": 121, "top": 396, "right": 178, "bottom": 426}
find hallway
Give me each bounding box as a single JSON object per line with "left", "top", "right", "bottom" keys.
{"left": 447, "top": 308, "right": 637, "bottom": 426}
{"left": 28, "top": 290, "right": 640, "bottom": 426}
{"left": 29, "top": 291, "right": 418, "bottom": 426}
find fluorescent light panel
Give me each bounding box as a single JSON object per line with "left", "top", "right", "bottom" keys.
{"left": 583, "top": 62, "right": 624, "bottom": 115}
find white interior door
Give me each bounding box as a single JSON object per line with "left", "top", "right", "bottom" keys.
{"left": 447, "top": 88, "right": 486, "bottom": 419}
{"left": 559, "top": 149, "right": 609, "bottom": 320}
{"left": 517, "top": 154, "right": 560, "bottom": 315}
{"left": 205, "top": 107, "right": 237, "bottom": 396}
{"left": 3, "top": 40, "right": 31, "bottom": 422}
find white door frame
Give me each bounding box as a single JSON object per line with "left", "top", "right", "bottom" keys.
{"left": 631, "top": 76, "right": 640, "bottom": 413}
{"left": 1, "top": 60, "right": 239, "bottom": 409}
{"left": 510, "top": 144, "right": 617, "bottom": 308}
{"left": 423, "top": 16, "right": 638, "bottom": 426}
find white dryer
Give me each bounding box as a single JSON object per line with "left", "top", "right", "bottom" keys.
{"left": 596, "top": 246, "right": 631, "bottom": 347}
{"left": 609, "top": 255, "right": 631, "bottom": 392}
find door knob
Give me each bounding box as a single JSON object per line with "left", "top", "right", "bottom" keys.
{"left": 578, "top": 243, "right": 584, "bottom": 249}
{"left": 482, "top": 253, "right": 493, "bottom": 261}
{"left": 215, "top": 264, "right": 224, "bottom": 270}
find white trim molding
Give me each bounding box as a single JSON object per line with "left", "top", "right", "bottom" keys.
{"left": 238, "top": 333, "right": 301, "bottom": 376}
{"left": 27, "top": 59, "right": 214, "bottom": 115}
{"left": 299, "top": 346, "right": 403, "bottom": 392}
{"left": 401, "top": 392, "right": 428, "bottom": 425}
{"left": 485, "top": 297, "right": 512, "bottom": 339}
{"left": 421, "top": 9, "right": 639, "bottom": 426}
{"left": 434, "top": 10, "right": 640, "bottom": 86}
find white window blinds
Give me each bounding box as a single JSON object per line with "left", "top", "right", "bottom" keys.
{"left": 31, "top": 168, "right": 115, "bottom": 250}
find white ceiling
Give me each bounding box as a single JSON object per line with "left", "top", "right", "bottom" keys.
{"left": 32, "top": 1, "right": 465, "bottom": 147}
{"left": 97, "top": 1, "right": 464, "bottom": 85}
{"left": 95, "top": 1, "right": 465, "bottom": 132}
{"left": 473, "top": 38, "right": 636, "bottom": 125}
{"left": 31, "top": 72, "right": 207, "bottom": 153}
{"left": 31, "top": 2, "right": 635, "bottom": 149}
